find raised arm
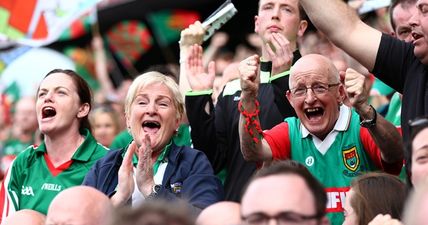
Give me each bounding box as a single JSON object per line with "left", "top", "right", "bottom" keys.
{"left": 178, "top": 21, "right": 205, "bottom": 95}
{"left": 186, "top": 44, "right": 216, "bottom": 92}
{"left": 238, "top": 56, "right": 273, "bottom": 162}
{"left": 345, "top": 68, "right": 403, "bottom": 164}
{"left": 184, "top": 43, "right": 224, "bottom": 170}
{"left": 92, "top": 35, "right": 116, "bottom": 102}
{"left": 300, "top": 0, "right": 382, "bottom": 70}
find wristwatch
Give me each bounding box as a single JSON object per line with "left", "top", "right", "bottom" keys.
{"left": 360, "top": 105, "right": 377, "bottom": 128}
{"left": 152, "top": 184, "right": 161, "bottom": 194}
{"left": 147, "top": 184, "right": 161, "bottom": 199}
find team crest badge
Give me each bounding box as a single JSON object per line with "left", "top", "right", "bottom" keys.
{"left": 342, "top": 146, "right": 360, "bottom": 172}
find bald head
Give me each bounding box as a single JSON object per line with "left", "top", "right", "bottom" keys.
{"left": 3, "top": 209, "right": 45, "bottom": 225}
{"left": 46, "top": 186, "right": 113, "bottom": 225}
{"left": 196, "top": 201, "right": 241, "bottom": 225}
{"left": 290, "top": 54, "right": 340, "bottom": 88}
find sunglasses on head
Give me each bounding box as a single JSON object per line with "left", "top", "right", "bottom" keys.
{"left": 409, "top": 116, "right": 428, "bottom": 135}
{"left": 409, "top": 116, "right": 428, "bottom": 127}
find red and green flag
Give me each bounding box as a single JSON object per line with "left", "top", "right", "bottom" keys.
{"left": 105, "top": 20, "right": 153, "bottom": 68}
{"left": 147, "top": 9, "right": 200, "bottom": 47}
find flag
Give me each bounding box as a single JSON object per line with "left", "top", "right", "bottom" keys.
{"left": 2, "top": 81, "right": 20, "bottom": 105}
{"left": 59, "top": 8, "right": 97, "bottom": 41}
{"left": 0, "top": 46, "right": 31, "bottom": 76}
{"left": 0, "top": 0, "right": 100, "bottom": 47}
{"left": 147, "top": 10, "right": 200, "bottom": 47}
{"left": 105, "top": 20, "right": 153, "bottom": 68}
{"left": 63, "top": 47, "right": 100, "bottom": 92}
{"left": 58, "top": 13, "right": 93, "bottom": 41}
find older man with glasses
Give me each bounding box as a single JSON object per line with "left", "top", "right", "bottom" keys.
{"left": 238, "top": 54, "right": 403, "bottom": 225}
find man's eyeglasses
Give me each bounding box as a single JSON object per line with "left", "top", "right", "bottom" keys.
{"left": 289, "top": 83, "right": 340, "bottom": 98}
{"left": 241, "top": 211, "right": 322, "bottom": 225}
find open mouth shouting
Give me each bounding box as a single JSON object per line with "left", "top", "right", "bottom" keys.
{"left": 142, "top": 120, "right": 161, "bottom": 135}
{"left": 304, "top": 107, "right": 324, "bottom": 122}
{"left": 412, "top": 31, "right": 423, "bottom": 44}
{"left": 41, "top": 106, "right": 57, "bottom": 120}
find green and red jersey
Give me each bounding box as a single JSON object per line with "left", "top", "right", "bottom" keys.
{"left": 263, "top": 106, "right": 402, "bottom": 225}
{"left": 0, "top": 129, "right": 107, "bottom": 222}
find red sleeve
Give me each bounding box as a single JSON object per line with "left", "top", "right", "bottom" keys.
{"left": 360, "top": 127, "right": 402, "bottom": 175}
{"left": 263, "top": 122, "right": 291, "bottom": 160}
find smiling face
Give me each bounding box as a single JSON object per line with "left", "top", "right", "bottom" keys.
{"left": 255, "top": 0, "right": 307, "bottom": 50}
{"left": 286, "top": 54, "right": 345, "bottom": 140}
{"left": 126, "top": 82, "right": 180, "bottom": 152}
{"left": 36, "top": 72, "right": 90, "bottom": 135}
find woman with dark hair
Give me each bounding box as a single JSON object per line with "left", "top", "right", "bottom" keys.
{"left": 343, "top": 172, "right": 406, "bottom": 225}
{"left": 406, "top": 116, "right": 428, "bottom": 191}
{"left": 0, "top": 69, "right": 108, "bottom": 222}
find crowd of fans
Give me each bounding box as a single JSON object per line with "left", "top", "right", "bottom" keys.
{"left": 0, "top": 0, "right": 428, "bottom": 224}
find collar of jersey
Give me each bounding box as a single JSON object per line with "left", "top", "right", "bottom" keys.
{"left": 34, "top": 128, "right": 97, "bottom": 162}
{"left": 301, "top": 105, "right": 352, "bottom": 138}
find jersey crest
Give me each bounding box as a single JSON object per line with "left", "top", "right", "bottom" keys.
{"left": 342, "top": 146, "right": 360, "bottom": 172}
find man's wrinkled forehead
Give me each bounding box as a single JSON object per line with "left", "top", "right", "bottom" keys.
{"left": 291, "top": 58, "right": 326, "bottom": 78}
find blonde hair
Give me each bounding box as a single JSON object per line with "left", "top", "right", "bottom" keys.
{"left": 124, "top": 71, "right": 185, "bottom": 120}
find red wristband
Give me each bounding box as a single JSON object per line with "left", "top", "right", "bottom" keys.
{"left": 238, "top": 100, "right": 263, "bottom": 144}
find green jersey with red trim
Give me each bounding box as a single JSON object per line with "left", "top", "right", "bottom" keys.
{"left": 0, "top": 129, "right": 107, "bottom": 222}
{"left": 286, "top": 109, "right": 379, "bottom": 225}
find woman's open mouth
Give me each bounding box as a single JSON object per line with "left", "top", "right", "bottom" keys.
{"left": 142, "top": 120, "right": 161, "bottom": 134}
{"left": 42, "top": 106, "right": 56, "bottom": 119}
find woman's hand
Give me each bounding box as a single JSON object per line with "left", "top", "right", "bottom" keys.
{"left": 136, "top": 134, "right": 156, "bottom": 197}
{"left": 111, "top": 141, "right": 137, "bottom": 206}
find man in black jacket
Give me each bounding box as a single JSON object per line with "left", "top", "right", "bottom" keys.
{"left": 182, "top": 0, "right": 308, "bottom": 201}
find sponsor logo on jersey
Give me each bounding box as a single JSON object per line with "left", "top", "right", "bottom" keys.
{"left": 325, "top": 187, "right": 350, "bottom": 213}
{"left": 41, "top": 183, "right": 62, "bottom": 192}
{"left": 342, "top": 146, "right": 360, "bottom": 172}
{"left": 21, "top": 186, "right": 34, "bottom": 196}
